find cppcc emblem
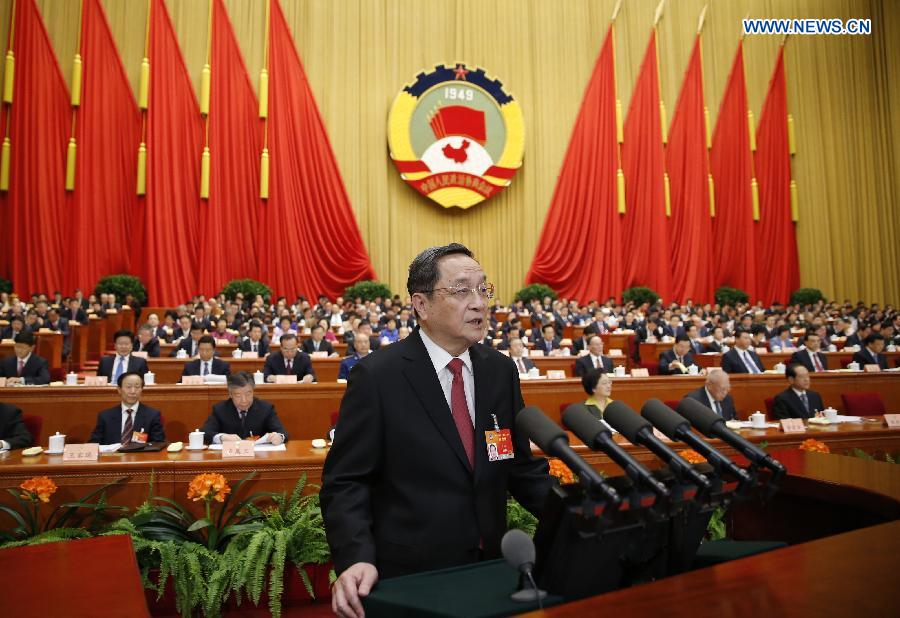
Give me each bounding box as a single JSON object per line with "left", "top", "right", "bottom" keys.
{"left": 387, "top": 63, "right": 525, "bottom": 209}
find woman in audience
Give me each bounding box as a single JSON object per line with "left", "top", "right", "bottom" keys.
{"left": 582, "top": 368, "right": 614, "bottom": 421}
{"left": 319, "top": 318, "right": 339, "bottom": 343}
{"left": 272, "top": 315, "right": 296, "bottom": 345}
{"left": 380, "top": 317, "right": 399, "bottom": 344}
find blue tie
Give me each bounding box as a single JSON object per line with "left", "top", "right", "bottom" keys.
{"left": 202, "top": 362, "right": 209, "bottom": 376}
{"left": 113, "top": 356, "right": 125, "bottom": 382}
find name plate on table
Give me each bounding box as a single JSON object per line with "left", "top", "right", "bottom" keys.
{"left": 84, "top": 376, "right": 108, "bottom": 386}
{"left": 884, "top": 414, "right": 900, "bottom": 428}
{"left": 181, "top": 375, "right": 204, "bottom": 385}
{"left": 864, "top": 364, "right": 881, "bottom": 373}
{"left": 630, "top": 368, "right": 650, "bottom": 378}
{"left": 131, "top": 351, "right": 148, "bottom": 359}
{"left": 241, "top": 351, "right": 259, "bottom": 359}
{"left": 0, "top": 377, "right": 6, "bottom": 387}
{"left": 529, "top": 350, "right": 545, "bottom": 357}
{"left": 63, "top": 443, "right": 99, "bottom": 461}
{"left": 274, "top": 375, "right": 298, "bottom": 384}
{"left": 222, "top": 440, "right": 255, "bottom": 458}
{"left": 608, "top": 349, "right": 624, "bottom": 357}
{"left": 310, "top": 351, "right": 329, "bottom": 358}
{"left": 546, "top": 370, "right": 567, "bottom": 380}
{"left": 780, "top": 419, "right": 806, "bottom": 433}
{"left": 755, "top": 347, "right": 769, "bottom": 355}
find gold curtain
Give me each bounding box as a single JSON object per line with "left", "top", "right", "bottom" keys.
{"left": 12, "top": 0, "right": 900, "bottom": 304}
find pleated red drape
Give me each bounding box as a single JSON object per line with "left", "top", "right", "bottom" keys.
{"left": 66, "top": 0, "right": 141, "bottom": 294}
{"left": 526, "top": 25, "right": 622, "bottom": 302}
{"left": 0, "top": 93, "right": 8, "bottom": 281}
{"left": 5, "top": 0, "right": 69, "bottom": 296}
{"left": 621, "top": 30, "right": 670, "bottom": 300}
{"left": 710, "top": 41, "right": 757, "bottom": 300}
{"left": 133, "top": 0, "right": 203, "bottom": 307}
{"left": 261, "top": 0, "right": 375, "bottom": 301}
{"left": 667, "top": 37, "right": 713, "bottom": 304}
{"left": 196, "top": 0, "right": 263, "bottom": 295}
{"left": 754, "top": 46, "right": 798, "bottom": 305}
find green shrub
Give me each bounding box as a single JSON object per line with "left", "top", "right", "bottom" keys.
{"left": 790, "top": 287, "right": 825, "bottom": 306}
{"left": 344, "top": 280, "right": 392, "bottom": 302}
{"left": 95, "top": 274, "right": 148, "bottom": 304}
{"left": 514, "top": 283, "right": 557, "bottom": 304}
{"left": 622, "top": 286, "right": 660, "bottom": 307}
{"left": 715, "top": 286, "right": 749, "bottom": 307}
{"left": 221, "top": 279, "right": 273, "bottom": 303}
{"left": 0, "top": 278, "right": 11, "bottom": 294}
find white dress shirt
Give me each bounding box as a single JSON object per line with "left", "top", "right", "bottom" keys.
{"left": 419, "top": 328, "right": 476, "bottom": 425}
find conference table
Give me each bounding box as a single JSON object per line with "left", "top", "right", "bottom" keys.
{"left": 639, "top": 341, "right": 900, "bottom": 369}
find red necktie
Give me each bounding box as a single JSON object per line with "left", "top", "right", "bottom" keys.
{"left": 447, "top": 358, "right": 474, "bottom": 469}
{"left": 812, "top": 353, "right": 824, "bottom": 372}
{"left": 17, "top": 359, "right": 24, "bottom": 376}
{"left": 285, "top": 358, "right": 293, "bottom": 374}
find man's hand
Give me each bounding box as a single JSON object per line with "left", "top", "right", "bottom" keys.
{"left": 266, "top": 375, "right": 276, "bottom": 383}
{"left": 301, "top": 374, "right": 314, "bottom": 384}
{"left": 220, "top": 433, "right": 241, "bottom": 442}
{"left": 268, "top": 432, "right": 284, "bottom": 445}
{"left": 5, "top": 377, "right": 22, "bottom": 386}
{"left": 332, "top": 562, "right": 378, "bottom": 618}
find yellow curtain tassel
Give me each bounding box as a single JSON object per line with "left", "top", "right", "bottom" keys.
{"left": 3, "top": 51, "right": 15, "bottom": 104}
{"left": 260, "top": 148, "right": 270, "bottom": 199}
{"left": 751, "top": 177, "right": 760, "bottom": 221}
{"left": 747, "top": 109, "right": 756, "bottom": 151}
{"left": 0, "top": 137, "right": 10, "bottom": 191}
{"left": 200, "top": 64, "right": 211, "bottom": 116}
{"left": 200, "top": 146, "right": 210, "bottom": 198}
{"left": 71, "top": 54, "right": 83, "bottom": 107}
{"left": 704, "top": 106, "right": 711, "bottom": 149}
{"left": 659, "top": 101, "right": 668, "bottom": 144}
{"left": 259, "top": 69, "right": 269, "bottom": 119}
{"left": 615, "top": 99, "right": 623, "bottom": 144}
{"left": 616, "top": 168, "right": 626, "bottom": 214}
{"left": 136, "top": 142, "right": 147, "bottom": 196}
{"left": 65, "top": 138, "right": 77, "bottom": 191}
{"left": 663, "top": 172, "right": 671, "bottom": 217}
{"left": 787, "top": 113, "right": 796, "bottom": 155}
{"left": 708, "top": 173, "right": 716, "bottom": 217}
{"left": 790, "top": 179, "right": 799, "bottom": 222}
{"left": 138, "top": 57, "right": 150, "bottom": 109}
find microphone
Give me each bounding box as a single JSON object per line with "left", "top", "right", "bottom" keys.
{"left": 516, "top": 406, "right": 621, "bottom": 506}
{"left": 562, "top": 403, "right": 670, "bottom": 500}
{"left": 603, "top": 402, "right": 712, "bottom": 491}
{"left": 641, "top": 399, "right": 751, "bottom": 484}
{"left": 677, "top": 398, "right": 786, "bottom": 475}
{"left": 501, "top": 529, "right": 547, "bottom": 604}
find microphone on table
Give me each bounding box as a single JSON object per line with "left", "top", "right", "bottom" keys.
{"left": 603, "top": 402, "right": 713, "bottom": 492}
{"left": 562, "top": 403, "right": 670, "bottom": 501}
{"left": 641, "top": 399, "right": 751, "bottom": 485}
{"left": 501, "top": 528, "right": 547, "bottom": 604}
{"left": 516, "top": 406, "right": 621, "bottom": 507}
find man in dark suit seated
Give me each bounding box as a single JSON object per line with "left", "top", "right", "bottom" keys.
{"left": 0, "top": 402, "right": 33, "bottom": 450}
{"left": 338, "top": 333, "right": 371, "bottom": 380}
{"left": 0, "top": 315, "right": 29, "bottom": 340}
{"left": 171, "top": 314, "right": 194, "bottom": 345}
{"left": 66, "top": 297, "right": 88, "bottom": 325}
{"left": 263, "top": 333, "right": 315, "bottom": 383}
{"left": 721, "top": 328, "right": 764, "bottom": 374}
{"left": 88, "top": 372, "right": 165, "bottom": 444}
{"left": 134, "top": 324, "right": 161, "bottom": 357}
{"left": 200, "top": 371, "right": 288, "bottom": 444}
{"left": 773, "top": 363, "right": 825, "bottom": 420}
{"left": 507, "top": 337, "right": 535, "bottom": 374}
{"left": 170, "top": 322, "right": 204, "bottom": 357}
{"left": 302, "top": 324, "right": 335, "bottom": 356}
{"left": 790, "top": 333, "right": 828, "bottom": 372}
{"left": 574, "top": 335, "right": 614, "bottom": 377}
{"left": 182, "top": 335, "right": 231, "bottom": 378}
{"left": 683, "top": 323, "right": 705, "bottom": 355}
{"left": 681, "top": 369, "right": 736, "bottom": 421}
{"left": 658, "top": 336, "right": 697, "bottom": 375}
{"left": 853, "top": 333, "right": 888, "bottom": 370}
{"left": 571, "top": 323, "right": 599, "bottom": 355}
{"left": 1, "top": 332, "right": 51, "bottom": 385}
{"left": 45, "top": 307, "right": 71, "bottom": 355}
{"left": 844, "top": 323, "right": 871, "bottom": 349}
{"left": 535, "top": 323, "right": 560, "bottom": 355}
{"left": 98, "top": 330, "right": 150, "bottom": 383}
{"left": 705, "top": 326, "right": 729, "bottom": 353}
{"left": 239, "top": 320, "right": 270, "bottom": 357}
{"left": 494, "top": 326, "right": 521, "bottom": 351}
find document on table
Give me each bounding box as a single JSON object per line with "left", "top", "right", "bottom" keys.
{"left": 207, "top": 443, "right": 286, "bottom": 451}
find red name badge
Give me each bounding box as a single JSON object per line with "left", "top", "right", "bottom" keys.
{"left": 485, "top": 429, "right": 514, "bottom": 461}
{"left": 884, "top": 414, "right": 900, "bottom": 428}
{"left": 780, "top": 418, "right": 806, "bottom": 433}
{"left": 131, "top": 430, "right": 148, "bottom": 444}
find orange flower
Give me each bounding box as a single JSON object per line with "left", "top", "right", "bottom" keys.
{"left": 187, "top": 473, "right": 231, "bottom": 502}
{"left": 19, "top": 476, "right": 57, "bottom": 503}
{"left": 799, "top": 439, "right": 830, "bottom": 454}
{"left": 548, "top": 458, "right": 576, "bottom": 485}
{"left": 679, "top": 449, "right": 707, "bottom": 464}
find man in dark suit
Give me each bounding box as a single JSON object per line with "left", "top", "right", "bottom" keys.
{"left": 182, "top": 336, "right": 231, "bottom": 378}
{"left": 658, "top": 336, "right": 697, "bottom": 375}
{"left": 721, "top": 328, "right": 765, "bottom": 374}
{"left": 263, "top": 333, "right": 315, "bottom": 382}
{"left": 239, "top": 320, "right": 270, "bottom": 357}
{"left": 171, "top": 315, "right": 194, "bottom": 345}
{"left": 853, "top": 333, "right": 888, "bottom": 370}
{"left": 681, "top": 370, "right": 736, "bottom": 421}
{"left": 97, "top": 330, "right": 150, "bottom": 382}
{"left": 170, "top": 322, "right": 205, "bottom": 357}
{"left": 773, "top": 364, "right": 825, "bottom": 420}
{"left": 0, "top": 315, "right": 29, "bottom": 340}
{"left": 302, "top": 324, "right": 335, "bottom": 355}
{"left": 134, "top": 325, "right": 161, "bottom": 357}
{"left": 200, "top": 371, "right": 288, "bottom": 444}
{"left": 535, "top": 323, "right": 560, "bottom": 355}
{"left": 844, "top": 323, "right": 871, "bottom": 349}
{"left": 1, "top": 332, "right": 51, "bottom": 385}
{"left": 45, "top": 307, "right": 71, "bottom": 358}
{"left": 0, "top": 402, "right": 33, "bottom": 450}
{"left": 571, "top": 324, "right": 599, "bottom": 355}
{"left": 88, "top": 372, "right": 165, "bottom": 444}
{"left": 574, "top": 335, "right": 614, "bottom": 377}
{"left": 507, "top": 337, "right": 535, "bottom": 374}
{"left": 321, "top": 244, "right": 553, "bottom": 615}
{"left": 790, "top": 333, "right": 829, "bottom": 372}
{"left": 66, "top": 297, "right": 88, "bottom": 325}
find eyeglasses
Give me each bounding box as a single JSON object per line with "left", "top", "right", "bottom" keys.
{"left": 426, "top": 282, "right": 495, "bottom": 300}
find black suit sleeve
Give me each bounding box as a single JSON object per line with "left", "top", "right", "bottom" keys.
{"left": 200, "top": 407, "right": 223, "bottom": 443}
{"left": 262, "top": 356, "right": 278, "bottom": 380}
{"left": 1, "top": 406, "right": 33, "bottom": 449}
{"left": 263, "top": 404, "right": 289, "bottom": 441}
{"left": 146, "top": 410, "right": 166, "bottom": 443}
{"left": 25, "top": 358, "right": 51, "bottom": 385}
{"left": 772, "top": 394, "right": 795, "bottom": 420}
{"left": 299, "top": 355, "right": 316, "bottom": 381}
{"left": 88, "top": 411, "right": 110, "bottom": 443}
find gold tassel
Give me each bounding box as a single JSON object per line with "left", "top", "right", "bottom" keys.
{"left": 704, "top": 106, "right": 711, "bottom": 149}
{"left": 787, "top": 113, "right": 796, "bottom": 155}
{"left": 708, "top": 173, "right": 715, "bottom": 217}
{"left": 615, "top": 99, "right": 623, "bottom": 144}
{"left": 659, "top": 101, "right": 668, "bottom": 144}
{"left": 260, "top": 148, "right": 269, "bottom": 199}
{"left": 747, "top": 109, "right": 756, "bottom": 151}
{"left": 65, "top": 138, "right": 77, "bottom": 191}
{"left": 616, "top": 168, "right": 625, "bottom": 214}
{"left": 138, "top": 57, "right": 150, "bottom": 109}
{"left": 0, "top": 137, "right": 10, "bottom": 190}
{"left": 259, "top": 69, "right": 269, "bottom": 119}
{"left": 3, "top": 51, "right": 14, "bottom": 104}
{"left": 200, "top": 146, "right": 210, "bottom": 198}
{"left": 136, "top": 142, "right": 147, "bottom": 195}
{"left": 751, "top": 177, "right": 760, "bottom": 221}
{"left": 790, "top": 179, "right": 798, "bottom": 222}
{"left": 663, "top": 172, "right": 671, "bottom": 217}
{"left": 71, "top": 54, "right": 83, "bottom": 107}
{"left": 200, "top": 64, "right": 211, "bottom": 116}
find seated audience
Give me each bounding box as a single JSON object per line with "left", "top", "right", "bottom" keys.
{"left": 263, "top": 333, "right": 315, "bottom": 383}
{"left": 339, "top": 333, "right": 371, "bottom": 380}
{"left": 201, "top": 371, "right": 288, "bottom": 444}
{"left": 170, "top": 322, "right": 205, "bottom": 357}
{"left": 302, "top": 324, "right": 335, "bottom": 355}
{"left": 721, "top": 328, "right": 764, "bottom": 374}
{"left": 657, "top": 335, "right": 696, "bottom": 375}
{"left": 0, "top": 315, "right": 29, "bottom": 340}
{"left": 790, "top": 333, "right": 828, "bottom": 372}
{"left": 1, "top": 332, "right": 51, "bottom": 385}
{"left": 574, "top": 335, "right": 613, "bottom": 376}
{"left": 773, "top": 364, "right": 825, "bottom": 420}
{"left": 134, "top": 324, "right": 161, "bottom": 357}
{"left": 681, "top": 370, "right": 736, "bottom": 420}
{"left": 852, "top": 333, "right": 888, "bottom": 369}
{"left": 210, "top": 318, "right": 237, "bottom": 344}
{"left": 66, "top": 297, "right": 88, "bottom": 325}
{"left": 582, "top": 368, "right": 614, "bottom": 423}
{"left": 182, "top": 336, "right": 232, "bottom": 378}
{"left": 239, "top": 320, "right": 270, "bottom": 356}
{"left": 508, "top": 337, "right": 535, "bottom": 374}
{"left": 0, "top": 402, "right": 33, "bottom": 450}
{"left": 768, "top": 325, "right": 796, "bottom": 352}
{"left": 535, "top": 323, "right": 560, "bottom": 355}
{"left": 88, "top": 372, "right": 165, "bottom": 444}
{"left": 98, "top": 330, "right": 150, "bottom": 382}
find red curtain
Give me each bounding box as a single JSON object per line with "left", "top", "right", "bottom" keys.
{"left": 621, "top": 30, "right": 670, "bottom": 300}
{"left": 667, "top": 36, "right": 713, "bottom": 304}
{"left": 261, "top": 0, "right": 375, "bottom": 301}
{"left": 133, "top": 0, "right": 203, "bottom": 306}
{"left": 4, "top": 0, "right": 69, "bottom": 296}
{"left": 710, "top": 41, "right": 757, "bottom": 300}
{"left": 196, "top": 0, "right": 263, "bottom": 295}
{"left": 526, "top": 25, "right": 623, "bottom": 302}
{"left": 65, "top": 0, "right": 141, "bottom": 294}
{"left": 0, "top": 87, "right": 8, "bottom": 280}
{"left": 754, "top": 46, "right": 799, "bottom": 305}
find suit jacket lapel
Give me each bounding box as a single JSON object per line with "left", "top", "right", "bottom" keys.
{"left": 470, "top": 344, "right": 494, "bottom": 482}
